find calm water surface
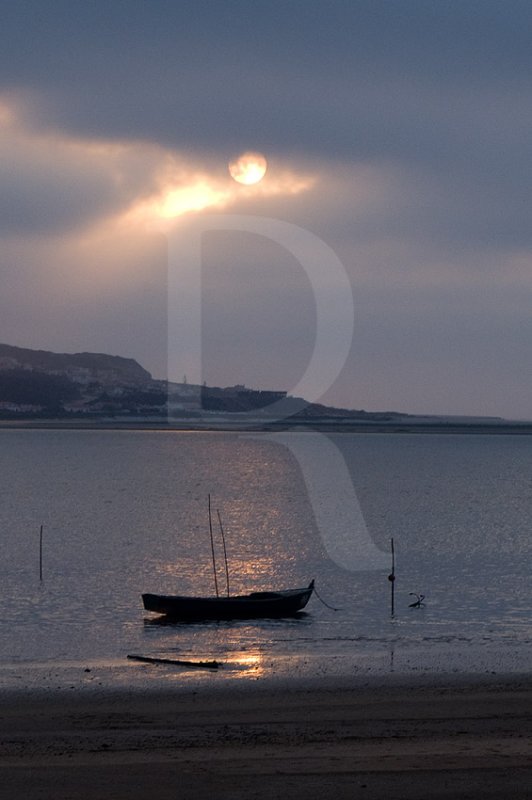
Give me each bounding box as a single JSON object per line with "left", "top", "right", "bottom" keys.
{"left": 0, "top": 430, "right": 530, "bottom": 681}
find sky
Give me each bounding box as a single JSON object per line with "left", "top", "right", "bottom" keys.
{"left": 1, "top": 0, "right": 532, "bottom": 418}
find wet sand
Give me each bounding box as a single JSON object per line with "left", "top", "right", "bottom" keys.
{"left": 1, "top": 677, "right": 531, "bottom": 799}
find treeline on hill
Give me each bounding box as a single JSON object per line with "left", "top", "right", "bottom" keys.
{"left": 200, "top": 386, "right": 287, "bottom": 413}
{"left": 0, "top": 369, "right": 80, "bottom": 409}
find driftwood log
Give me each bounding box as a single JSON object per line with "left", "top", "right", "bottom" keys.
{"left": 127, "top": 654, "right": 220, "bottom": 669}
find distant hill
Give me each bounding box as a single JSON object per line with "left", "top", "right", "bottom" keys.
{"left": 0, "top": 343, "right": 514, "bottom": 428}
{"left": 0, "top": 342, "right": 405, "bottom": 421}
{"left": 0, "top": 343, "right": 152, "bottom": 385}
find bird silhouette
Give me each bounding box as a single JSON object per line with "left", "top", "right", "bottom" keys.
{"left": 408, "top": 592, "right": 425, "bottom": 608}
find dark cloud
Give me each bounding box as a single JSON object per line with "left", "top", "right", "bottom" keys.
{"left": 2, "top": 1, "right": 531, "bottom": 158}
{"left": 2, "top": 2, "right": 531, "bottom": 191}
{"left": 3, "top": 1, "right": 530, "bottom": 248}
{"left": 0, "top": 137, "right": 120, "bottom": 235}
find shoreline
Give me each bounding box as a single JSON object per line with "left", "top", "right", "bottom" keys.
{"left": 2, "top": 418, "right": 532, "bottom": 435}
{"left": 1, "top": 673, "right": 531, "bottom": 799}
{"left": 2, "top": 640, "right": 531, "bottom": 695}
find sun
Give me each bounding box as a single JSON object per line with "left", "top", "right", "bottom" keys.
{"left": 228, "top": 151, "right": 268, "bottom": 185}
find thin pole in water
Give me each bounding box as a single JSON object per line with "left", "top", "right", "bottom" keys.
{"left": 208, "top": 494, "right": 219, "bottom": 597}
{"left": 39, "top": 524, "right": 43, "bottom": 582}
{"left": 216, "top": 509, "right": 230, "bottom": 598}
{"left": 388, "top": 537, "right": 396, "bottom": 617}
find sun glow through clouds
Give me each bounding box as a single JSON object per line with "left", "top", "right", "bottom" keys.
{"left": 0, "top": 93, "right": 314, "bottom": 235}
{"left": 229, "top": 151, "right": 268, "bottom": 184}
{"left": 121, "top": 166, "right": 314, "bottom": 230}
{"left": 158, "top": 182, "right": 229, "bottom": 217}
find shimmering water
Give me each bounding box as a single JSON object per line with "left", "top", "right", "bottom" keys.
{"left": 0, "top": 429, "right": 531, "bottom": 680}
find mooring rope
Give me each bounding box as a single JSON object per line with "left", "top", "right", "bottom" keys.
{"left": 313, "top": 582, "right": 342, "bottom": 611}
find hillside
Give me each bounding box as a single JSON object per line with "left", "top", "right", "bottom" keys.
{"left": 0, "top": 342, "right": 403, "bottom": 421}
{"left": 0, "top": 343, "right": 152, "bottom": 385}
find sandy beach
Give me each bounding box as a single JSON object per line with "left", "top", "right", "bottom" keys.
{"left": 1, "top": 676, "right": 531, "bottom": 799}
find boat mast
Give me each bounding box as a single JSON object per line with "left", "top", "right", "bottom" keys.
{"left": 208, "top": 494, "right": 219, "bottom": 597}
{"left": 389, "top": 537, "right": 396, "bottom": 617}
{"left": 216, "top": 508, "right": 230, "bottom": 598}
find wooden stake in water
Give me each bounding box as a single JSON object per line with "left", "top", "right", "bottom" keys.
{"left": 208, "top": 494, "right": 219, "bottom": 597}
{"left": 216, "top": 508, "right": 230, "bottom": 598}
{"left": 388, "top": 537, "right": 396, "bottom": 617}
{"left": 39, "top": 524, "right": 44, "bottom": 582}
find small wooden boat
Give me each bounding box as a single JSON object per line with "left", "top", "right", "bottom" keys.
{"left": 142, "top": 580, "right": 314, "bottom": 621}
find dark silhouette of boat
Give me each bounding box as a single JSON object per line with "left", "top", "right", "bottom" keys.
{"left": 142, "top": 580, "right": 315, "bottom": 620}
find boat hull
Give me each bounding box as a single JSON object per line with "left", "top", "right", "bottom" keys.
{"left": 142, "top": 580, "right": 314, "bottom": 620}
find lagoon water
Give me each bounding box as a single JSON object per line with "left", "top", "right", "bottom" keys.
{"left": 0, "top": 429, "right": 531, "bottom": 683}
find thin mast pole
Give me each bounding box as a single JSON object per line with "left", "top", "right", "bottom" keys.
{"left": 208, "top": 494, "right": 219, "bottom": 597}
{"left": 389, "top": 537, "right": 396, "bottom": 617}
{"left": 39, "top": 524, "right": 43, "bottom": 582}
{"left": 216, "top": 509, "right": 230, "bottom": 598}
